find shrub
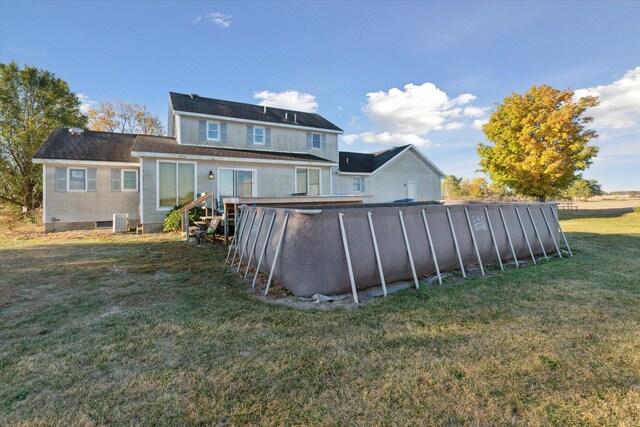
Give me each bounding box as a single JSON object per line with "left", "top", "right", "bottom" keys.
{"left": 634, "top": 206, "right": 640, "bottom": 215}
{"left": 163, "top": 204, "right": 204, "bottom": 232}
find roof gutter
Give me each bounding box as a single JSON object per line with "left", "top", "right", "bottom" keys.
{"left": 130, "top": 150, "right": 337, "bottom": 167}
{"left": 337, "top": 171, "right": 373, "bottom": 176}
{"left": 32, "top": 158, "right": 138, "bottom": 167}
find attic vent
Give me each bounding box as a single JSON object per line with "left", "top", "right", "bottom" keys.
{"left": 69, "top": 128, "right": 83, "bottom": 135}
{"left": 189, "top": 93, "right": 199, "bottom": 99}
{"left": 294, "top": 113, "right": 297, "bottom": 124}
{"left": 346, "top": 157, "right": 349, "bottom": 165}
{"left": 285, "top": 112, "right": 288, "bottom": 121}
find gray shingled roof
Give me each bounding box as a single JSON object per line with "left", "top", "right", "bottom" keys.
{"left": 339, "top": 145, "right": 410, "bottom": 173}
{"left": 33, "top": 129, "right": 335, "bottom": 164}
{"left": 170, "top": 92, "right": 343, "bottom": 132}
{"left": 132, "top": 135, "right": 334, "bottom": 163}
{"left": 33, "top": 128, "right": 138, "bottom": 162}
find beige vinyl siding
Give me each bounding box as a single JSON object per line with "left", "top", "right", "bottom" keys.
{"left": 43, "top": 163, "right": 140, "bottom": 225}
{"left": 367, "top": 149, "right": 442, "bottom": 203}
{"left": 140, "top": 156, "right": 332, "bottom": 227}
{"left": 333, "top": 171, "right": 368, "bottom": 196}
{"left": 178, "top": 115, "right": 338, "bottom": 162}
{"left": 331, "top": 149, "right": 442, "bottom": 203}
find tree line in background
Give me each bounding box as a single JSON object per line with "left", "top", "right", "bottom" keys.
{"left": 442, "top": 174, "right": 603, "bottom": 201}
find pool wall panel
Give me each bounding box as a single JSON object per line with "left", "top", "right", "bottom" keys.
{"left": 233, "top": 202, "right": 562, "bottom": 297}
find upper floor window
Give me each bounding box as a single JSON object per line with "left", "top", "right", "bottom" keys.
{"left": 253, "top": 127, "right": 265, "bottom": 144}
{"left": 312, "top": 133, "right": 321, "bottom": 149}
{"left": 207, "top": 121, "right": 220, "bottom": 141}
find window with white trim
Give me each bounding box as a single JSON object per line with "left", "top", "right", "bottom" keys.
{"left": 253, "top": 127, "right": 265, "bottom": 144}
{"left": 122, "top": 169, "right": 138, "bottom": 191}
{"left": 207, "top": 121, "right": 220, "bottom": 141}
{"left": 158, "top": 162, "right": 195, "bottom": 208}
{"left": 352, "top": 177, "right": 363, "bottom": 193}
{"left": 296, "top": 168, "right": 320, "bottom": 196}
{"left": 311, "top": 133, "right": 321, "bottom": 149}
{"left": 68, "top": 168, "right": 87, "bottom": 191}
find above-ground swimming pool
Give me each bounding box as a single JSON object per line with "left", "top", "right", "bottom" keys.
{"left": 227, "top": 202, "right": 571, "bottom": 302}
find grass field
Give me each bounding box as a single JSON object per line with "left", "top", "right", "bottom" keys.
{"left": 1, "top": 204, "right": 639, "bottom": 425}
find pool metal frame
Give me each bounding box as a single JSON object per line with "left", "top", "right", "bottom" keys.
{"left": 227, "top": 202, "right": 572, "bottom": 302}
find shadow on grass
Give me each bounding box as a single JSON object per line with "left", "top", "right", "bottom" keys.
{"left": 558, "top": 207, "right": 636, "bottom": 220}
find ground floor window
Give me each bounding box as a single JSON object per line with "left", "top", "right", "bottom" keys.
{"left": 158, "top": 162, "right": 195, "bottom": 208}
{"left": 218, "top": 169, "right": 255, "bottom": 199}
{"left": 122, "top": 169, "right": 138, "bottom": 191}
{"left": 296, "top": 168, "right": 320, "bottom": 196}
{"left": 68, "top": 168, "right": 87, "bottom": 191}
{"left": 352, "top": 176, "right": 364, "bottom": 193}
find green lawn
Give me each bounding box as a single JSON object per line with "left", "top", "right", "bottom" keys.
{"left": 1, "top": 209, "right": 639, "bottom": 425}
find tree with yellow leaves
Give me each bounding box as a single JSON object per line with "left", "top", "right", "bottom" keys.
{"left": 478, "top": 85, "right": 599, "bottom": 201}
{"left": 87, "top": 101, "right": 164, "bottom": 135}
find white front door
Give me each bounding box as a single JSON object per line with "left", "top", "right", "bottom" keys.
{"left": 407, "top": 181, "right": 417, "bottom": 200}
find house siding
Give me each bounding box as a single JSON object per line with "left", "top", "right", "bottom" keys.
{"left": 140, "top": 156, "right": 332, "bottom": 231}
{"left": 178, "top": 115, "right": 338, "bottom": 162}
{"left": 367, "top": 149, "right": 442, "bottom": 203}
{"left": 332, "top": 149, "right": 442, "bottom": 203}
{"left": 332, "top": 170, "right": 368, "bottom": 196}
{"left": 43, "top": 163, "right": 140, "bottom": 231}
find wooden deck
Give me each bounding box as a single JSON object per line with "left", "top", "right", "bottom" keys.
{"left": 222, "top": 195, "right": 372, "bottom": 244}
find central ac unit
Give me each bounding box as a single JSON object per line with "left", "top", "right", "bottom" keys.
{"left": 113, "top": 213, "right": 129, "bottom": 233}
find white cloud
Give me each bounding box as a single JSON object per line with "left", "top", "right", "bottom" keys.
{"left": 472, "top": 118, "right": 489, "bottom": 129}
{"left": 193, "top": 12, "right": 233, "bottom": 27}
{"left": 253, "top": 90, "right": 319, "bottom": 113}
{"left": 347, "top": 82, "right": 486, "bottom": 147}
{"left": 463, "top": 106, "right": 489, "bottom": 118}
{"left": 342, "top": 132, "right": 430, "bottom": 147}
{"left": 444, "top": 121, "right": 464, "bottom": 130}
{"left": 77, "top": 93, "right": 96, "bottom": 115}
{"left": 362, "top": 83, "right": 476, "bottom": 134}
{"left": 575, "top": 66, "right": 640, "bottom": 129}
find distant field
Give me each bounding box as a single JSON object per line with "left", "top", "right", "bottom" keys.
{"left": 1, "top": 201, "right": 639, "bottom": 425}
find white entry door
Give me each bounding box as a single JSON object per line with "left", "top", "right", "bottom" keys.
{"left": 407, "top": 181, "right": 417, "bottom": 200}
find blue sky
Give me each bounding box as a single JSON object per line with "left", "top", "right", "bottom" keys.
{"left": 1, "top": 0, "right": 639, "bottom": 191}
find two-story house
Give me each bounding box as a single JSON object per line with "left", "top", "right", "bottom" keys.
{"left": 33, "top": 92, "right": 444, "bottom": 232}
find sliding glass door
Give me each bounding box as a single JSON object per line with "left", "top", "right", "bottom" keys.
{"left": 296, "top": 168, "right": 320, "bottom": 196}
{"left": 158, "top": 161, "right": 196, "bottom": 209}
{"left": 218, "top": 169, "right": 255, "bottom": 200}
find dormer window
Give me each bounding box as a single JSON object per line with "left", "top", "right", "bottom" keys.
{"left": 253, "top": 127, "right": 265, "bottom": 144}
{"left": 207, "top": 121, "right": 220, "bottom": 141}
{"left": 311, "top": 133, "right": 321, "bottom": 149}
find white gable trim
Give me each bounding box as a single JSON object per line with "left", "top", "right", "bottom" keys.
{"left": 173, "top": 110, "right": 343, "bottom": 134}
{"left": 372, "top": 145, "right": 445, "bottom": 177}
